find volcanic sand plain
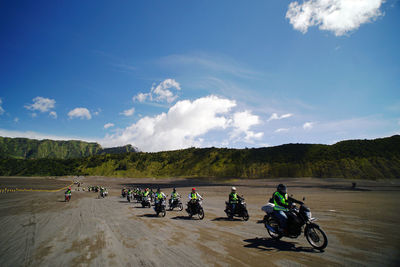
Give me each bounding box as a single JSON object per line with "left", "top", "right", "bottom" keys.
{"left": 0, "top": 176, "right": 399, "bottom": 267}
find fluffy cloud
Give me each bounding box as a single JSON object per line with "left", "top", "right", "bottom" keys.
{"left": 120, "top": 107, "right": 135, "bottom": 116}
{"left": 303, "top": 122, "right": 314, "bottom": 130}
{"left": 134, "top": 79, "right": 181, "bottom": 104}
{"left": 25, "top": 97, "right": 56, "bottom": 112}
{"left": 102, "top": 95, "right": 262, "bottom": 151}
{"left": 68, "top": 108, "right": 92, "bottom": 120}
{"left": 49, "top": 111, "right": 57, "bottom": 119}
{"left": 0, "top": 98, "right": 4, "bottom": 115}
{"left": 104, "top": 123, "right": 115, "bottom": 129}
{"left": 231, "top": 111, "right": 263, "bottom": 142}
{"left": 286, "top": 0, "right": 385, "bottom": 36}
{"left": 267, "top": 113, "right": 293, "bottom": 122}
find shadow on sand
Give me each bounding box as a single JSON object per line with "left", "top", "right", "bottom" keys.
{"left": 170, "top": 215, "right": 194, "bottom": 220}
{"left": 243, "top": 237, "right": 318, "bottom": 253}
{"left": 212, "top": 217, "right": 242, "bottom": 222}
{"left": 137, "top": 214, "right": 158, "bottom": 218}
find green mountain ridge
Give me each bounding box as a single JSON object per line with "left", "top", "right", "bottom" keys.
{"left": 1, "top": 135, "right": 399, "bottom": 179}
{"left": 0, "top": 136, "right": 137, "bottom": 159}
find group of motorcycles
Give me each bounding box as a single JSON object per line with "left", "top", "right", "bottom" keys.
{"left": 121, "top": 188, "right": 328, "bottom": 250}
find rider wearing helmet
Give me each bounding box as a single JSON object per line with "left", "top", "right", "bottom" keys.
{"left": 143, "top": 188, "right": 150, "bottom": 197}
{"left": 154, "top": 188, "right": 166, "bottom": 210}
{"left": 228, "top": 186, "right": 241, "bottom": 213}
{"left": 187, "top": 188, "right": 203, "bottom": 213}
{"left": 169, "top": 187, "right": 180, "bottom": 206}
{"left": 272, "top": 184, "right": 303, "bottom": 233}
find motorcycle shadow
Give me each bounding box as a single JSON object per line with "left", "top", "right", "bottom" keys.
{"left": 212, "top": 217, "right": 242, "bottom": 222}
{"left": 243, "top": 237, "right": 317, "bottom": 253}
{"left": 170, "top": 216, "right": 195, "bottom": 220}
{"left": 137, "top": 214, "right": 159, "bottom": 218}
{"left": 118, "top": 200, "right": 130, "bottom": 203}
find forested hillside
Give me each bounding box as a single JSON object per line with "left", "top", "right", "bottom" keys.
{"left": 0, "top": 137, "right": 137, "bottom": 159}
{"left": 1, "top": 135, "right": 399, "bottom": 179}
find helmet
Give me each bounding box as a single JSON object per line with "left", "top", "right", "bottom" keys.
{"left": 173, "top": 187, "right": 176, "bottom": 192}
{"left": 68, "top": 187, "right": 71, "bottom": 190}
{"left": 231, "top": 186, "right": 236, "bottom": 192}
{"left": 192, "top": 188, "right": 196, "bottom": 192}
{"left": 145, "top": 188, "right": 149, "bottom": 191}
{"left": 277, "top": 184, "right": 287, "bottom": 194}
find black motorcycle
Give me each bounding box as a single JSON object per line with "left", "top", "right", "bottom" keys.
{"left": 141, "top": 195, "right": 151, "bottom": 208}
{"left": 154, "top": 199, "right": 167, "bottom": 217}
{"left": 169, "top": 197, "right": 183, "bottom": 211}
{"left": 225, "top": 197, "right": 249, "bottom": 221}
{"left": 262, "top": 199, "right": 328, "bottom": 250}
{"left": 186, "top": 199, "right": 204, "bottom": 220}
{"left": 135, "top": 193, "right": 143, "bottom": 203}
{"left": 122, "top": 190, "right": 127, "bottom": 198}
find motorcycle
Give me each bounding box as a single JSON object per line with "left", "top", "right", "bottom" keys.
{"left": 65, "top": 193, "right": 71, "bottom": 202}
{"left": 186, "top": 199, "right": 204, "bottom": 220}
{"left": 154, "top": 199, "right": 167, "bottom": 217}
{"left": 122, "top": 190, "right": 127, "bottom": 198}
{"left": 225, "top": 197, "right": 249, "bottom": 221}
{"left": 141, "top": 196, "right": 151, "bottom": 208}
{"left": 262, "top": 199, "right": 328, "bottom": 250}
{"left": 127, "top": 192, "right": 132, "bottom": 202}
{"left": 169, "top": 197, "right": 183, "bottom": 211}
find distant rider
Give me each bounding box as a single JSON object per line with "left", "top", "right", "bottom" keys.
{"left": 228, "top": 187, "right": 241, "bottom": 213}
{"left": 187, "top": 188, "right": 203, "bottom": 213}
{"left": 272, "top": 184, "right": 303, "bottom": 233}
{"left": 154, "top": 188, "right": 166, "bottom": 210}
{"left": 169, "top": 188, "right": 180, "bottom": 206}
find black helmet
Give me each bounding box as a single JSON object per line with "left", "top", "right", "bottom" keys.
{"left": 277, "top": 184, "right": 287, "bottom": 194}
{"left": 173, "top": 187, "right": 176, "bottom": 192}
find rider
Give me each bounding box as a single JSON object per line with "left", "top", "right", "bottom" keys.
{"left": 228, "top": 186, "right": 240, "bottom": 213}
{"left": 272, "top": 184, "right": 303, "bottom": 233}
{"left": 143, "top": 188, "right": 150, "bottom": 198}
{"left": 169, "top": 188, "right": 180, "bottom": 206}
{"left": 187, "top": 188, "right": 203, "bottom": 213}
{"left": 65, "top": 187, "right": 72, "bottom": 199}
{"left": 154, "top": 188, "right": 166, "bottom": 210}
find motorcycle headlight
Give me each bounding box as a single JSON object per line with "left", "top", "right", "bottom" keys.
{"left": 305, "top": 211, "right": 312, "bottom": 219}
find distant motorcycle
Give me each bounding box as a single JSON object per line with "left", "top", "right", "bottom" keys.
{"left": 262, "top": 199, "right": 328, "bottom": 250}
{"left": 225, "top": 197, "right": 249, "bottom": 221}
{"left": 65, "top": 193, "right": 71, "bottom": 202}
{"left": 141, "top": 196, "right": 151, "bottom": 208}
{"left": 169, "top": 197, "right": 183, "bottom": 211}
{"left": 186, "top": 199, "right": 204, "bottom": 220}
{"left": 127, "top": 192, "right": 132, "bottom": 202}
{"left": 122, "top": 190, "right": 127, "bottom": 198}
{"left": 154, "top": 199, "right": 167, "bottom": 217}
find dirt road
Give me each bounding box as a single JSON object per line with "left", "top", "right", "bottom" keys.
{"left": 0, "top": 177, "right": 399, "bottom": 266}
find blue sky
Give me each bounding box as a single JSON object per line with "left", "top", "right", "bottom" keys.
{"left": 0, "top": 0, "right": 399, "bottom": 151}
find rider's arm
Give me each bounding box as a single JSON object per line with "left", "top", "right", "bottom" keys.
{"left": 197, "top": 193, "right": 203, "bottom": 200}
{"left": 288, "top": 196, "right": 304, "bottom": 205}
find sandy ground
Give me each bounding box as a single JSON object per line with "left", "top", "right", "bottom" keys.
{"left": 0, "top": 176, "right": 400, "bottom": 267}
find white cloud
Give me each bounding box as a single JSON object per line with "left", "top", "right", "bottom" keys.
{"left": 231, "top": 111, "right": 263, "bottom": 142}
{"left": 104, "top": 123, "right": 115, "bottom": 129}
{"left": 0, "top": 98, "right": 4, "bottom": 115}
{"left": 102, "top": 95, "right": 263, "bottom": 151}
{"left": 275, "top": 128, "right": 290, "bottom": 133}
{"left": 120, "top": 107, "right": 135, "bottom": 116}
{"left": 134, "top": 79, "right": 181, "bottom": 104}
{"left": 49, "top": 111, "right": 57, "bottom": 119}
{"left": 14, "top": 117, "right": 19, "bottom": 123}
{"left": 303, "top": 122, "right": 314, "bottom": 130}
{"left": 286, "top": 0, "right": 385, "bottom": 36}
{"left": 134, "top": 93, "right": 149, "bottom": 102}
{"left": 31, "top": 113, "right": 37, "bottom": 118}
{"left": 68, "top": 107, "right": 92, "bottom": 120}
{"left": 25, "top": 96, "right": 56, "bottom": 112}
{"left": 267, "top": 113, "right": 293, "bottom": 122}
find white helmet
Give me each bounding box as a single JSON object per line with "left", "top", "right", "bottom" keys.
{"left": 231, "top": 186, "right": 236, "bottom": 191}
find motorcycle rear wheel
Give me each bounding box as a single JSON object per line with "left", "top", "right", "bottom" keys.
{"left": 266, "top": 217, "right": 282, "bottom": 240}
{"left": 305, "top": 224, "right": 328, "bottom": 250}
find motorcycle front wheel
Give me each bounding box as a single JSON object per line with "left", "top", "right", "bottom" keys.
{"left": 178, "top": 203, "right": 183, "bottom": 211}
{"left": 198, "top": 207, "right": 204, "bottom": 220}
{"left": 305, "top": 224, "right": 328, "bottom": 250}
{"left": 242, "top": 210, "right": 249, "bottom": 221}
